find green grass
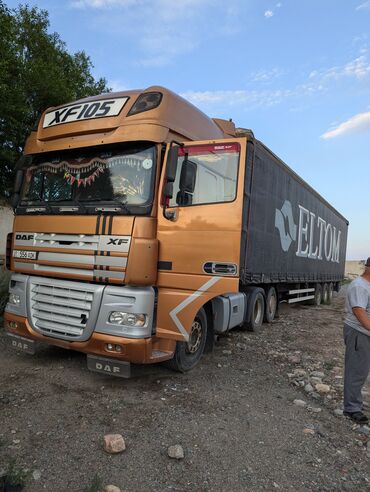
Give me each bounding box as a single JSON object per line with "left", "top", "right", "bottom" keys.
{"left": 82, "top": 474, "right": 103, "bottom": 492}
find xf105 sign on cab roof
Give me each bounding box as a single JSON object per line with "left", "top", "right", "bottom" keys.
{"left": 43, "top": 97, "right": 129, "bottom": 128}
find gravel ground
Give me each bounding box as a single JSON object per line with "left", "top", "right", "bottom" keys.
{"left": 1, "top": 287, "right": 370, "bottom": 492}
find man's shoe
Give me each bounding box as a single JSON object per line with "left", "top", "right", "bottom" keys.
{"left": 343, "top": 411, "right": 369, "bottom": 424}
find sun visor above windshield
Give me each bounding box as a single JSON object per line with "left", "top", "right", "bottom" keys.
{"left": 37, "top": 95, "right": 133, "bottom": 141}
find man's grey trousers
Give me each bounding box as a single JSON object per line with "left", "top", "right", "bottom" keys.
{"left": 343, "top": 323, "right": 370, "bottom": 413}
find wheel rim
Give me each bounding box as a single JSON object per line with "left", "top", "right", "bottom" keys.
{"left": 254, "top": 298, "right": 263, "bottom": 325}
{"left": 187, "top": 320, "right": 202, "bottom": 354}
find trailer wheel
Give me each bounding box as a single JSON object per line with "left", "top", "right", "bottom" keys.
{"left": 264, "top": 287, "right": 277, "bottom": 323}
{"left": 310, "top": 284, "right": 322, "bottom": 306}
{"left": 322, "top": 283, "right": 329, "bottom": 304}
{"left": 165, "top": 307, "right": 207, "bottom": 373}
{"left": 245, "top": 289, "right": 265, "bottom": 332}
{"left": 327, "top": 283, "right": 334, "bottom": 304}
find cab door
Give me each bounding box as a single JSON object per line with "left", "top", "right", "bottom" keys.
{"left": 156, "top": 138, "right": 247, "bottom": 341}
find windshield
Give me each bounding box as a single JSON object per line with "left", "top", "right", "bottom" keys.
{"left": 21, "top": 143, "right": 156, "bottom": 212}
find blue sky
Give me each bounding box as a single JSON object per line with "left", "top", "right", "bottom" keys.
{"left": 7, "top": 0, "right": 370, "bottom": 259}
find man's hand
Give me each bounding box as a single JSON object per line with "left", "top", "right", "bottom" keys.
{"left": 352, "top": 307, "right": 370, "bottom": 331}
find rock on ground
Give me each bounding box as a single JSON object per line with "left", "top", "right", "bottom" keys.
{"left": 104, "top": 485, "right": 121, "bottom": 492}
{"left": 103, "top": 434, "right": 126, "bottom": 454}
{"left": 167, "top": 444, "right": 184, "bottom": 460}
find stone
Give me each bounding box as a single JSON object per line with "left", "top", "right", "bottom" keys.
{"left": 32, "top": 470, "right": 42, "bottom": 480}
{"left": 293, "top": 369, "right": 307, "bottom": 377}
{"left": 293, "top": 399, "right": 307, "bottom": 407}
{"left": 303, "top": 428, "right": 315, "bottom": 435}
{"left": 288, "top": 355, "right": 301, "bottom": 364}
{"left": 310, "top": 377, "right": 323, "bottom": 384}
{"left": 315, "top": 383, "right": 331, "bottom": 394}
{"left": 104, "top": 486, "right": 121, "bottom": 492}
{"left": 222, "top": 350, "right": 232, "bottom": 355}
{"left": 167, "top": 444, "right": 184, "bottom": 460}
{"left": 358, "top": 426, "right": 370, "bottom": 436}
{"left": 310, "top": 407, "right": 322, "bottom": 413}
{"left": 310, "top": 371, "right": 325, "bottom": 378}
{"left": 304, "top": 383, "right": 314, "bottom": 393}
{"left": 103, "top": 434, "right": 126, "bottom": 454}
{"left": 334, "top": 408, "right": 344, "bottom": 417}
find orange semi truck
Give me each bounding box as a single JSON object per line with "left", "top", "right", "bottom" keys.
{"left": 4, "top": 86, "right": 348, "bottom": 377}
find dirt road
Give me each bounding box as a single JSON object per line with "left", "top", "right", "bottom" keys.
{"left": 1, "top": 289, "right": 370, "bottom": 491}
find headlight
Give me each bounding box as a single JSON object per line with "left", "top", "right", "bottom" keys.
{"left": 9, "top": 294, "right": 20, "bottom": 306}
{"left": 109, "top": 312, "right": 147, "bottom": 327}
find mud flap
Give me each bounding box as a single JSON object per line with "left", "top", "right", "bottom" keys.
{"left": 87, "top": 355, "right": 131, "bottom": 378}
{"left": 7, "top": 333, "right": 36, "bottom": 355}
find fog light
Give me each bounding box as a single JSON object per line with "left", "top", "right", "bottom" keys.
{"left": 106, "top": 343, "right": 114, "bottom": 351}
{"left": 9, "top": 321, "right": 18, "bottom": 329}
{"left": 115, "top": 345, "right": 122, "bottom": 352}
{"left": 9, "top": 294, "right": 20, "bottom": 306}
{"left": 109, "top": 312, "right": 146, "bottom": 327}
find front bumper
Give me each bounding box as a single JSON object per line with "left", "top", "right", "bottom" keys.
{"left": 4, "top": 312, "right": 156, "bottom": 364}
{"left": 4, "top": 273, "right": 174, "bottom": 364}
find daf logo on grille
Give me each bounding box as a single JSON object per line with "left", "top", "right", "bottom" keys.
{"left": 107, "top": 238, "right": 129, "bottom": 246}
{"left": 16, "top": 234, "right": 34, "bottom": 241}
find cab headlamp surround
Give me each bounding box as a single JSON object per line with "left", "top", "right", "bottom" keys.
{"left": 109, "top": 311, "right": 147, "bottom": 327}
{"left": 127, "top": 92, "right": 162, "bottom": 116}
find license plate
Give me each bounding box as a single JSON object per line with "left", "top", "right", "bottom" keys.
{"left": 13, "top": 250, "right": 37, "bottom": 260}
{"left": 7, "top": 333, "right": 36, "bottom": 354}
{"left": 87, "top": 355, "right": 131, "bottom": 378}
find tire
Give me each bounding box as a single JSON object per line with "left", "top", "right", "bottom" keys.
{"left": 245, "top": 288, "right": 265, "bottom": 332}
{"left": 327, "top": 282, "right": 334, "bottom": 304}
{"left": 165, "top": 307, "right": 207, "bottom": 373}
{"left": 322, "top": 283, "right": 329, "bottom": 304}
{"left": 264, "top": 286, "right": 277, "bottom": 323}
{"left": 310, "top": 284, "right": 322, "bottom": 306}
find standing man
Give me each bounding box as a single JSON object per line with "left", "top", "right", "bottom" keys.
{"left": 343, "top": 258, "right": 370, "bottom": 424}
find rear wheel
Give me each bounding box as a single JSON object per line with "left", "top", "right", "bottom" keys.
{"left": 327, "top": 282, "right": 334, "bottom": 304}
{"left": 322, "top": 283, "right": 329, "bottom": 304}
{"left": 165, "top": 307, "right": 207, "bottom": 373}
{"left": 310, "top": 284, "right": 322, "bottom": 306}
{"left": 245, "top": 289, "right": 265, "bottom": 332}
{"left": 264, "top": 287, "right": 277, "bottom": 323}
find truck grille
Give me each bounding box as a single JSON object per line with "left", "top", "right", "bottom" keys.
{"left": 28, "top": 277, "right": 104, "bottom": 341}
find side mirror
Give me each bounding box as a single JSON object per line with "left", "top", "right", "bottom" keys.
{"left": 163, "top": 181, "right": 173, "bottom": 199}
{"left": 11, "top": 193, "right": 20, "bottom": 210}
{"left": 14, "top": 169, "right": 24, "bottom": 194}
{"left": 165, "top": 146, "right": 179, "bottom": 182}
{"left": 179, "top": 160, "right": 197, "bottom": 194}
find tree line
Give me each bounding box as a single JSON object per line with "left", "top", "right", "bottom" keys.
{"left": 0, "top": 1, "right": 110, "bottom": 201}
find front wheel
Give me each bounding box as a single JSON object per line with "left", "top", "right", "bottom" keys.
{"left": 165, "top": 307, "right": 207, "bottom": 373}
{"left": 244, "top": 289, "right": 265, "bottom": 332}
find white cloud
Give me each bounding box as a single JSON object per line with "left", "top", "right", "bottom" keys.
{"left": 321, "top": 111, "right": 370, "bottom": 139}
{"left": 70, "top": 0, "right": 235, "bottom": 66}
{"left": 309, "top": 54, "right": 370, "bottom": 82}
{"left": 356, "top": 1, "right": 370, "bottom": 10}
{"left": 251, "top": 67, "right": 284, "bottom": 82}
{"left": 264, "top": 9, "right": 274, "bottom": 18}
